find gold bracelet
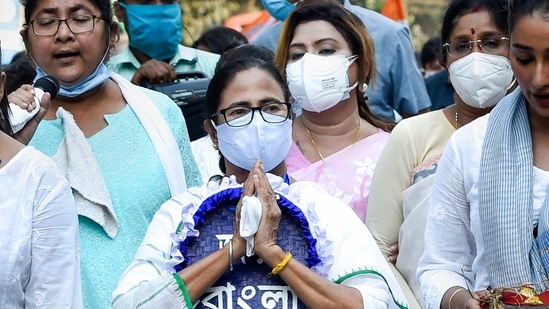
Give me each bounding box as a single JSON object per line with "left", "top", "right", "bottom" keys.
{"left": 448, "top": 287, "right": 466, "bottom": 309}
{"left": 269, "top": 252, "right": 293, "bottom": 277}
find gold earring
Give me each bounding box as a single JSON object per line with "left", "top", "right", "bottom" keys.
{"left": 213, "top": 144, "right": 218, "bottom": 150}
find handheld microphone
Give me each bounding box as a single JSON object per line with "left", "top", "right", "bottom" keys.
{"left": 9, "top": 75, "right": 60, "bottom": 133}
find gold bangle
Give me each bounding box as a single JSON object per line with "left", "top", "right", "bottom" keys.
{"left": 448, "top": 287, "right": 466, "bottom": 309}
{"left": 269, "top": 252, "right": 293, "bottom": 277}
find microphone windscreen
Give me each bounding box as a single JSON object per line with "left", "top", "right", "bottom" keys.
{"left": 34, "top": 76, "right": 60, "bottom": 100}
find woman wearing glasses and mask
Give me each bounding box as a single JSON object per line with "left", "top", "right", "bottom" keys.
{"left": 112, "top": 57, "right": 408, "bottom": 309}
{"left": 8, "top": 0, "right": 202, "bottom": 308}
{"left": 366, "top": 0, "right": 513, "bottom": 305}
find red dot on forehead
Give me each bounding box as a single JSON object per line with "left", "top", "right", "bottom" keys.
{"left": 472, "top": 5, "right": 480, "bottom": 13}
{"left": 471, "top": 28, "right": 476, "bottom": 35}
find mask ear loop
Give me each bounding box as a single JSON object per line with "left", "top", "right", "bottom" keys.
{"left": 28, "top": 53, "right": 39, "bottom": 70}
{"left": 506, "top": 77, "right": 517, "bottom": 92}
{"left": 344, "top": 55, "right": 359, "bottom": 93}
{"left": 346, "top": 55, "right": 359, "bottom": 66}
{"left": 100, "top": 24, "right": 112, "bottom": 64}
{"left": 25, "top": 26, "right": 40, "bottom": 69}
{"left": 343, "top": 81, "right": 359, "bottom": 93}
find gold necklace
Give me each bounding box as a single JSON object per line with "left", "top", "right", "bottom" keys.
{"left": 304, "top": 119, "right": 361, "bottom": 161}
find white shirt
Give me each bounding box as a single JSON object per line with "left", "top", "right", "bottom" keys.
{"left": 0, "top": 146, "right": 82, "bottom": 309}
{"left": 113, "top": 175, "right": 409, "bottom": 309}
{"left": 417, "top": 115, "right": 549, "bottom": 309}
{"left": 190, "top": 135, "right": 222, "bottom": 183}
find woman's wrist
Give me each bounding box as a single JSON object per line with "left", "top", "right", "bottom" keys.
{"left": 268, "top": 252, "right": 293, "bottom": 276}
{"left": 446, "top": 286, "right": 468, "bottom": 309}
{"left": 257, "top": 244, "right": 286, "bottom": 266}
{"left": 231, "top": 237, "right": 246, "bottom": 261}
{"left": 227, "top": 239, "right": 234, "bottom": 271}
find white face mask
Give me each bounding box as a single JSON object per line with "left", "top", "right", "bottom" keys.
{"left": 448, "top": 52, "right": 514, "bottom": 109}
{"left": 216, "top": 111, "right": 292, "bottom": 172}
{"left": 286, "top": 53, "right": 358, "bottom": 113}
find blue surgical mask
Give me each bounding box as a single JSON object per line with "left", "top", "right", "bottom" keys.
{"left": 119, "top": 2, "right": 182, "bottom": 61}
{"left": 216, "top": 111, "right": 292, "bottom": 172}
{"left": 34, "top": 63, "right": 111, "bottom": 98}
{"left": 260, "top": 0, "right": 295, "bottom": 21}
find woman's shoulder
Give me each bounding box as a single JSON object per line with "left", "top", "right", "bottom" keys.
{"left": 124, "top": 83, "right": 186, "bottom": 130}
{"left": 112, "top": 74, "right": 182, "bottom": 115}
{"left": 7, "top": 146, "right": 59, "bottom": 174}
{"left": 1, "top": 146, "right": 71, "bottom": 204}
{"left": 389, "top": 110, "right": 455, "bottom": 150}
{"left": 164, "top": 184, "right": 209, "bottom": 208}
{"left": 394, "top": 110, "right": 453, "bottom": 136}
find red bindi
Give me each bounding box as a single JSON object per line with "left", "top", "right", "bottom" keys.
{"left": 472, "top": 5, "right": 480, "bottom": 13}
{"left": 471, "top": 28, "right": 476, "bottom": 35}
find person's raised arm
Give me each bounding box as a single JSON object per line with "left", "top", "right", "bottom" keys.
{"left": 252, "top": 163, "right": 378, "bottom": 309}
{"left": 175, "top": 172, "right": 254, "bottom": 301}
{"left": 7, "top": 85, "right": 51, "bottom": 145}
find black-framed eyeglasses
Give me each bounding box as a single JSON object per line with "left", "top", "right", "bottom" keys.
{"left": 212, "top": 102, "right": 291, "bottom": 127}
{"left": 443, "top": 36, "right": 510, "bottom": 57}
{"left": 26, "top": 15, "right": 104, "bottom": 36}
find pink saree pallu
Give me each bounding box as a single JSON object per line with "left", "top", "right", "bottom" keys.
{"left": 286, "top": 129, "right": 389, "bottom": 221}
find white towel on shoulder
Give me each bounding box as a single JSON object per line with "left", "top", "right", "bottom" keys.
{"left": 53, "top": 107, "right": 119, "bottom": 238}
{"left": 51, "top": 74, "right": 188, "bottom": 239}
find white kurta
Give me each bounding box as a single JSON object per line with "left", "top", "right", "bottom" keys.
{"left": 417, "top": 115, "right": 549, "bottom": 309}
{"left": 0, "top": 146, "right": 82, "bottom": 309}
{"left": 113, "top": 174, "right": 409, "bottom": 309}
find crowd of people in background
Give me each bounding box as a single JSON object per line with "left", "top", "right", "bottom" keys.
{"left": 1, "top": 0, "right": 548, "bottom": 308}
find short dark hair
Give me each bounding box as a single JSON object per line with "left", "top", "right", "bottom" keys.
{"left": 420, "top": 37, "right": 442, "bottom": 68}
{"left": 206, "top": 57, "right": 289, "bottom": 120}
{"left": 214, "top": 44, "right": 274, "bottom": 73}
{"left": 192, "top": 26, "right": 248, "bottom": 55}
{"left": 4, "top": 57, "right": 37, "bottom": 95}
